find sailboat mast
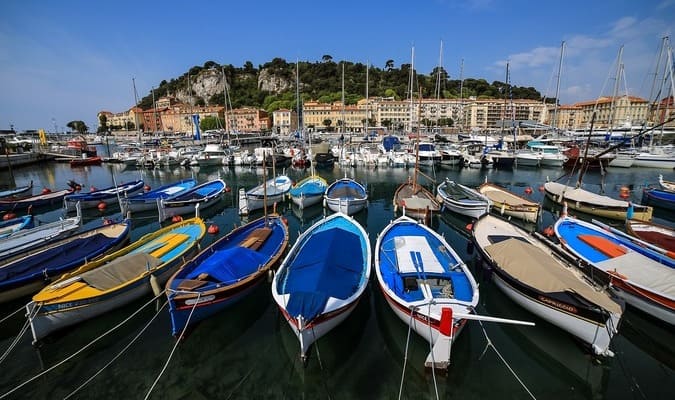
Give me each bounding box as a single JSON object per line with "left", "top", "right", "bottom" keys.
{"left": 435, "top": 40, "right": 443, "bottom": 132}
{"left": 341, "top": 62, "right": 346, "bottom": 136}
{"left": 411, "top": 47, "right": 420, "bottom": 192}
{"left": 409, "top": 46, "right": 415, "bottom": 133}
{"left": 608, "top": 45, "right": 624, "bottom": 134}
{"left": 221, "top": 66, "right": 231, "bottom": 143}
{"left": 552, "top": 41, "right": 565, "bottom": 134}
{"left": 132, "top": 77, "right": 141, "bottom": 143}
{"left": 365, "top": 60, "right": 369, "bottom": 135}
{"left": 459, "top": 58, "right": 465, "bottom": 130}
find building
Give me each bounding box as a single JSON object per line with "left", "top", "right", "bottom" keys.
{"left": 230, "top": 107, "right": 271, "bottom": 133}
{"left": 568, "top": 95, "right": 650, "bottom": 129}
{"left": 272, "top": 109, "right": 298, "bottom": 135}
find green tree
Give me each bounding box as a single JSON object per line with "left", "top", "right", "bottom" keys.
{"left": 200, "top": 116, "right": 224, "bottom": 131}
{"left": 322, "top": 119, "right": 332, "bottom": 131}
{"left": 97, "top": 114, "right": 108, "bottom": 133}
{"left": 322, "top": 55, "right": 333, "bottom": 63}
{"left": 67, "top": 120, "right": 89, "bottom": 134}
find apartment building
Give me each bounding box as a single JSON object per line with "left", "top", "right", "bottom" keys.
{"left": 272, "top": 109, "right": 298, "bottom": 134}
{"left": 572, "top": 95, "right": 650, "bottom": 129}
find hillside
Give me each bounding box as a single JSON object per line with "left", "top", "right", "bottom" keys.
{"left": 138, "top": 57, "right": 550, "bottom": 112}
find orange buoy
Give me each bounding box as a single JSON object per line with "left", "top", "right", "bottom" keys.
{"left": 225, "top": 186, "right": 231, "bottom": 193}
{"left": 207, "top": 224, "right": 219, "bottom": 234}
{"left": 41, "top": 188, "right": 52, "bottom": 194}
{"left": 97, "top": 201, "right": 107, "bottom": 210}
{"left": 538, "top": 185, "right": 545, "bottom": 192}
{"left": 282, "top": 217, "right": 288, "bottom": 225}
{"left": 3, "top": 212, "right": 16, "bottom": 220}
{"left": 619, "top": 186, "right": 630, "bottom": 198}
{"left": 543, "top": 226, "right": 554, "bottom": 237}
{"left": 524, "top": 187, "right": 533, "bottom": 195}
{"left": 465, "top": 223, "right": 473, "bottom": 231}
{"left": 171, "top": 215, "right": 183, "bottom": 223}
{"left": 144, "top": 185, "right": 151, "bottom": 192}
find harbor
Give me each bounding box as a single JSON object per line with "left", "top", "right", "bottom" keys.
{"left": 0, "top": 141, "right": 672, "bottom": 399}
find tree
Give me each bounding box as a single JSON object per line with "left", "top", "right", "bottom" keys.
{"left": 200, "top": 116, "right": 224, "bottom": 131}
{"left": 66, "top": 120, "right": 89, "bottom": 134}
{"left": 97, "top": 114, "right": 108, "bottom": 133}
{"left": 322, "top": 55, "right": 333, "bottom": 63}
{"left": 322, "top": 119, "right": 332, "bottom": 131}
{"left": 385, "top": 59, "right": 394, "bottom": 71}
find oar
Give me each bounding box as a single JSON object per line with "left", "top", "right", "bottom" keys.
{"left": 454, "top": 312, "right": 535, "bottom": 326}
{"left": 591, "top": 219, "right": 672, "bottom": 259}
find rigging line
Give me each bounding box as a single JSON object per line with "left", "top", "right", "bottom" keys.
{"left": 475, "top": 318, "right": 536, "bottom": 400}
{"left": 426, "top": 301, "right": 440, "bottom": 400}
{"left": 0, "top": 291, "right": 165, "bottom": 400}
{"left": 143, "top": 292, "right": 201, "bottom": 400}
{"left": 397, "top": 307, "right": 415, "bottom": 400}
{"left": 0, "top": 317, "right": 30, "bottom": 365}
{"left": 0, "top": 304, "right": 25, "bottom": 325}
{"left": 311, "top": 326, "right": 334, "bottom": 400}
{"left": 63, "top": 299, "right": 169, "bottom": 400}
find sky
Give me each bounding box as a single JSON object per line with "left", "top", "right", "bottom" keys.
{"left": 1, "top": 0, "right": 673, "bottom": 132}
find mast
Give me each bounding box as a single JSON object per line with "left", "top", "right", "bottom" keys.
{"left": 365, "top": 60, "right": 369, "bottom": 135}
{"left": 435, "top": 40, "right": 443, "bottom": 133}
{"left": 607, "top": 46, "right": 624, "bottom": 136}
{"left": 411, "top": 47, "right": 420, "bottom": 192}
{"left": 132, "top": 77, "right": 141, "bottom": 143}
{"left": 552, "top": 41, "right": 565, "bottom": 134}
{"left": 221, "top": 66, "right": 231, "bottom": 144}
{"left": 459, "top": 58, "right": 465, "bottom": 130}
{"left": 341, "top": 62, "right": 346, "bottom": 139}
{"left": 408, "top": 46, "right": 415, "bottom": 133}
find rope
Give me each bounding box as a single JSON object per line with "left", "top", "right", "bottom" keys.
{"left": 397, "top": 307, "right": 415, "bottom": 400}
{"left": 475, "top": 318, "right": 536, "bottom": 400}
{"left": 63, "top": 299, "right": 169, "bottom": 399}
{"left": 0, "top": 304, "right": 25, "bottom": 325}
{"left": 426, "top": 301, "right": 440, "bottom": 400}
{"left": 142, "top": 292, "right": 201, "bottom": 400}
{"left": 0, "top": 317, "right": 31, "bottom": 365}
{"left": 0, "top": 291, "right": 164, "bottom": 400}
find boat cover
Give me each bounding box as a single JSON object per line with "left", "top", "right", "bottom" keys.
{"left": 289, "top": 181, "right": 325, "bottom": 197}
{"left": 79, "top": 253, "right": 160, "bottom": 291}
{"left": 545, "top": 182, "right": 629, "bottom": 207}
{"left": 484, "top": 238, "right": 622, "bottom": 313}
{"left": 282, "top": 228, "right": 365, "bottom": 321}
{"left": 185, "top": 246, "right": 267, "bottom": 285}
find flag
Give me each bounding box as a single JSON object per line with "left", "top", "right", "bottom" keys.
{"left": 192, "top": 114, "right": 201, "bottom": 140}
{"left": 38, "top": 129, "right": 47, "bottom": 145}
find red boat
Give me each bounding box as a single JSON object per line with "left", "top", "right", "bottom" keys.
{"left": 562, "top": 145, "right": 615, "bottom": 170}
{"left": 70, "top": 156, "right": 103, "bottom": 167}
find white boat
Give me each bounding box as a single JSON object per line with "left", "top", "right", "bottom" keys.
{"left": 477, "top": 182, "right": 540, "bottom": 223}
{"left": 195, "top": 144, "right": 231, "bottom": 167}
{"left": 659, "top": 174, "right": 675, "bottom": 192}
{"left": 324, "top": 177, "right": 368, "bottom": 215}
{"left": 414, "top": 142, "right": 442, "bottom": 166}
{"left": 245, "top": 175, "right": 292, "bottom": 213}
{"left": 632, "top": 146, "right": 675, "bottom": 169}
{"left": 272, "top": 212, "right": 371, "bottom": 361}
{"left": 473, "top": 215, "right": 623, "bottom": 356}
{"left": 532, "top": 144, "right": 567, "bottom": 167}
{"left": 436, "top": 179, "right": 491, "bottom": 219}
{"left": 515, "top": 151, "right": 541, "bottom": 167}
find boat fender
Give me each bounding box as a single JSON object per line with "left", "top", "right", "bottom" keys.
{"left": 3, "top": 212, "right": 16, "bottom": 220}
{"left": 500, "top": 203, "right": 506, "bottom": 215}
{"left": 208, "top": 224, "right": 219, "bottom": 234}
{"left": 97, "top": 201, "right": 107, "bottom": 210}
{"left": 42, "top": 188, "right": 52, "bottom": 194}
{"left": 439, "top": 307, "right": 453, "bottom": 336}
{"left": 524, "top": 187, "right": 533, "bottom": 195}
{"left": 268, "top": 269, "right": 274, "bottom": 283}
{"left": 150, "top": 274, "right": 162, "bottom": 296}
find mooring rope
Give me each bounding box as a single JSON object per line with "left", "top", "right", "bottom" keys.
{"left": 0, "top": 304, "right": 25, "bottom": 325}
{"left": 0, "top": 292, "right": 165, "bottom": 400}
{"left": 63, "top": 299, "right": 169, "bottom": 399}
{"left": 0, "top": 317, "right": 30, "bottom": 365}
{"left": 475, "top": 319, "right": 536, "bottom": 400}
{"left": 425, "top": 302, "right": 440, "bottom": 400}
{"left": 142, "top": 292, "right": 201, "bottom": 400}
{"left": 397, "top": 308, "right": 415, "bottom": 400}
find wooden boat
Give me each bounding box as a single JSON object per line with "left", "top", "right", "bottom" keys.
{"left": 658, "top": 174, "right": 675, "bottom": 192}
{"left": 0, "top": 214, "right": 34, "bottom": 238}
{"left": 324, "top": 177, "right": 368, "bottom": 215}
{"left": 554, "top": 216, "right": 675, "bottom": 325}
{"left": 642, "top": 187, "right": 675, "bottom": 211}
{"left": 392, "top": 178, "right": 440, "bottom": 221}
{"left": 159, "top": 179, "right": 226, "bottom": 221}
{"left": 245, "top": 175, "right": 292, "bottom": 213}
{"left": 64, "top": 180, "right": 145, "bottom": 210}
{"left": 121, "top": 178, "right": 197, "bottom": 213}
{"left": 0, "top": 188, "right": 73, "bottom": 211}
{"left": 166, "top": 214, "right": 289, "bottom": 335}
{"left": 477, "top": 182, "right": 540, "bottom": 223}
{"left": 70, "top": 156, "right": 103, "bottom": 167}
{"left": 375, "top": 215, "right": 482, "bottom": 370}
{"left": 0, "top": 219, "right": 131, "bottom": 303}
{"left": 272, "top": 212, "right": 371, "bottom": 361}
{"left": 472, "top": 214, "right": 623, "bottom": 356}
{"left": 0, "top": 203, "right": 82, "bottom": 261}
{"left": 544, "top": 181, "right": 653, "bottom": 222}
{"left": 436, "top": 179, "right": 491, "bottom": 219}
{"left": 626, "top": 219, "right": 675, "bottom": 255}
{"left": 0, "top": 181, "right": 33, "bottom": 199}
{"left": 314, "top": 152, "right": 335, "bottom": 169}
{"left": 289, "top": 175, "right": 327, "bottom": 209}
{"left": 26, "top": 217, "right": 206, "bottom": 342}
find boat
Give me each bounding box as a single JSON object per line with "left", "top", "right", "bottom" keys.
{"left": 26, "top": 217, "right": 206, "bottom": 342}
{"left": 0, "top": 203, "right": 82, "bottom": 261}
{"left": 625, "top": 219, "right": 675, "bottom": 255}
{"left": 64, "top": 180, "right": 145, "bottom": 210}
{"left": 0, "top": 181, "right": 33, "bottom": 199}
{"left": 562, "top": 146, "right": 615, "bottom": 170}
{"left": 472, "top": 214, "right": 623, "bottom": 356}
{"left": 0, "top": 187, "right": 74, "bottom": 212}
{"left": 0, "top": 219, "right": 131, "bottom": 303}
{"left": 244, "top": 175, "right": 292, "bottom": 213}
{"left": 436, "top": 178, "right": 491, "bottom": 219}
{"left": 69, "top": 156, "right": 103, "bottom": 167}
{"left": 374, "top": 215, "right": 481, "bottom": 369}
{"left": 642, "top": 187, "right": 675, "bottom": 211}
{"left": 658, "top": 174, "right": 675, "bottom": 192}
{"left": 324, "top": 177, "right": 368, "bottom": 215}
{"left": 0, "top": 214, "right": 34, "bottom": 238}
{"left": 544, "top": 181, "right": 653, "bottom": 221}
{"left": 554, "top": 216, "right": 675, "bottom": 325}
{"left": 121, "top": 178, "right": 198, "bottom": 213}
{"left": 166, "top": 214, "right": 289, "bottom": 335}
{"left": 477, "top": 182, "right": 540, "bottom": 223}
{"left": 289, "top": 175, "right": 327, "bottom": 210}
{"left": 271, "top": 212, "right": 371, "bottom": 361}
{"left": 159, "top": 179, "right": 226, "bottom": 221}
{"left": 313, "top": 152, "right": 335, "bottom": 169}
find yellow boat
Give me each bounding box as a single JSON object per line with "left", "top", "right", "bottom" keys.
{"left": 26, "top": 217, "right": 206, "bottom": 343}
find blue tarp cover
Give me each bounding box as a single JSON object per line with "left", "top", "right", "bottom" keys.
{"left": 289, "top": 181, "right": 325, "bottom": 197}
{"left": 282, "top": 227, "right": 364, "bottom": 321}
{"left": 186, "top": 246, "right": 267, "bottom": 285}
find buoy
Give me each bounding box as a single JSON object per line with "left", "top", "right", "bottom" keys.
{"left": 171, "top": 215, "right": 183, "bottom": 223}
{"left": 97, "top": 201, "right": 107, "bottom": 210}
{"left": 538, "top": 185, "right": 545, "bottom": 192}
{"left": 144, "top": 185, "right": 151, "bottom": 192}
{"left": 524, "top": 187, "right": 533, "bottom": 195}
{"left": 3, "top": 212, "right": 16, "bottom": 220}
{"left": 208, "top": 224, "right": 219, "bottom": 234}
{"left": 619, "top": 186, "right": 630, "bottom": 198}
{"left": 282, "top": 217, "right": 288, "bottom": 225}
{"left": 465, "top": 223, "right": 473, "bottom": 231}
{"left": 41, "top": 188, "right": 52, "bottom": 194}
{"left": 90, "top": 186, "right": 97, "bottom": 192}
{"left": 225, "top": 186, "right": 231, "bottom": 193}
{"left": 543, "top": 226, "right": 554, "bottom": 236}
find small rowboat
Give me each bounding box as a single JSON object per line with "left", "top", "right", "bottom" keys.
{"left": 477, "top": 182, "right": 540, "bottom": 223}
{"left": 324, "top": 177, "right": 368, "bottom": 215}
{"left": 159, "top": 179, "right": 226, "bottom": 220}
{"left": 121, "top": 178, "right": 197, "bottom": 213}
{"left": 70, "top": 156, "right": 103, "bottom": 167}
{"left": 625, "top": 219, "right": 675, "bottom": 255}
{"left": 289, "top": 175, "right": 327, "bottom": 210}
{"left": 0, "top": 187, "right": 74, "bottom": 212}
{"left": 64, "top": 180, "right": 145, "bottom": 210}
{"left": 436, "top": 179, "right": 491, "bottom": 219}
{"left": 0, "top": 181, "right": 33, "bottom": 199}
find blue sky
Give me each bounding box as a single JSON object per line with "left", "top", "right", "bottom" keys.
{"left": 1, "top": 0, "right": 673, "bottom": 132}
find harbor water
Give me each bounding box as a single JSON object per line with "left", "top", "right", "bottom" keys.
{"left": 0, "top": 151, "right": 673, "bottom": 399}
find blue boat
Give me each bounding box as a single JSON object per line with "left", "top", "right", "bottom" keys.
{"left": 642, "top": 187, "right": 675, "bottom": 211}
{"left": 159, "top": 179, "right": 226, "bottom": 220}
{"left": 272, "top": 212, "right": 371, "bottom": 361}
{"left": 166, "top": 214, "right": 289, "bottom": 336}
{"left": 0, "top": 219, "right": 131, "bottom": 303}
{"left": 324, "top": 177, "right": 368, "bottom": 215}
{"left": 289, "top": 175, "right": 327, "bottom": 209}
{"left": 0, "top": 188, "right": 73, "bottom": 212}
{"left": 64, "top": 180, "right": 145, "bottom": 210}
{"left": 121, "top": 178, "right": 198, "bottom": 213}
{"left": 0, "top": 214, "right": 34, "bottom": 238}
{"left": 0, "top": 181, "right": 33, "bottom": 199}
{"left": 375, "top": 214, "right": 480, "bottom": 370}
